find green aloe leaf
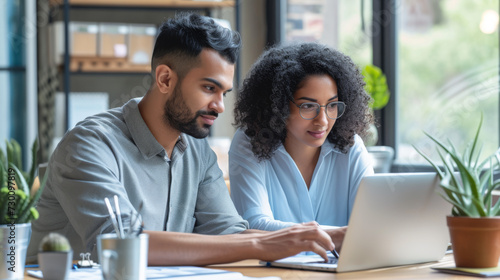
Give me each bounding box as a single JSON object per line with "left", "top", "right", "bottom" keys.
{"left": 413, "top": 144, "right": 444, "bottom": 179}
{"left": 8, "top": 163, "right": 29, "bottom": 195}
{"left": 468, "top": 114, "right": 483, "bottom": 167}
{"left": 414, "top": 113, "right": 499, "bottom": 217}
{"left": 0, "top": 147, "right": 6, "bottom": 171}
{"left": 1, "top": 137, "right": 45, "bottom": 224}
{"left": 16, "top": 169, "right": 48, "bottom": 223}
{"left": 0, "top": 188, "right": 9, "bottom": 224}
{"left": 27, "top": 138, "right": 38, "bottom": 192}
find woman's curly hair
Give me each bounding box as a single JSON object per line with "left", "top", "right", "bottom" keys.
{"left": 234, "top": 42, "right": 373, "bottom": 160}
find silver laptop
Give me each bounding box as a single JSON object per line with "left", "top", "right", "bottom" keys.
{"left": 261, "top": 173, "right": 452, "bottom": 273}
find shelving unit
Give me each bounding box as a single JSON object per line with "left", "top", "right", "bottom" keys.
{"left": 50, "top": 0, "right": 234, "bottom": 8}
{"left": 68, "top": 56, "right": 151, "bottom": 73}
{"left": 48, "top": 0, "right": 236, "bottom": 131}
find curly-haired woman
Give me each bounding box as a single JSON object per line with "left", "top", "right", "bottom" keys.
{"left": 229, "top": 42, "right": 374, "bottom": 250}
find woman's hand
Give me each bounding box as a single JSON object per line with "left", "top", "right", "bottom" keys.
{"left": 323, "top": 226, "right": 347, "bottom": 252}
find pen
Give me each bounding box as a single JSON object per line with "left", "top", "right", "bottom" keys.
{"left": 129, "top": 201, "right": 144, "bottom": 237}
{"left": 136, "top": 221, "right": 144, "bottom": 237}
{"left": 114, "top": 195, "right": 125, "bottom": 238}
{"left": 331, "top": 249, "right": 339, "bottom": 259}
{"left": 104, "top": 197, "right": 121, "bottom": 238}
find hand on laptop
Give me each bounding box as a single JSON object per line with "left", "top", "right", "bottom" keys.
{"left": 323, "top": 226, "right": 347, "bottom": 252}
{"left": 253, "top": 222, "right": 334, "bottom": 262}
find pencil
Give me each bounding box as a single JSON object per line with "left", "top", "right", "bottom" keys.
{"left": 114, "top": 195, "right": 125, "bottom": 238}
{"left": 104, "top": 197, "right": 121, "bottom": 238}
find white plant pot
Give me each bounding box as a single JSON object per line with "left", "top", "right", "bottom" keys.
{"left": 38, "top": 250, "right": 73, "bottom": 280}
{"left": 0, "top": 223, "right": 31, "bottom": 280}
{"left": 367, "top": 146, "right": 394, "bottom": 173}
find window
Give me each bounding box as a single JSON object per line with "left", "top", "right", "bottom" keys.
{"left": 284, "top": 0, "right": 373, "bottom": 66}
{"left": 0, "top": 0, "right": 37, "bottom": 165}
{"left": 274, "top": 0, "right": 499, "bottom": 170}
{"left": 397, "top": 0, "right": 499, "bottom": 164}
{"left": 0, "top": 1, "right": 26, "bottom": 147}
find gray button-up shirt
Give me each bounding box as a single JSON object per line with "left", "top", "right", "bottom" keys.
{"left": 28, "top": 98, "right": 248, "bottom": 261}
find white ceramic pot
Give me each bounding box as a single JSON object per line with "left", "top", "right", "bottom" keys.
{"left": 38, "top": 250, "right": 73, "bottom": 280}
{"left": 367, "top": 146, "right": 395, "bottom": 173}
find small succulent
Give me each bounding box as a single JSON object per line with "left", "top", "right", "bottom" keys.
{"left": 39, "top": 233, "right": 72, "bottom": 252}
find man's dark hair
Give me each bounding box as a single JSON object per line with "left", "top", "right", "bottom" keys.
{"left": 234, "top": 42, "right": 374, "bottom": 160}
{"left": 151, "top": 12, "right": 241, "bottom": 80}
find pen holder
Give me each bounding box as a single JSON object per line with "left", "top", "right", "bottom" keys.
{"left": 97, "top": 233, "right": 148, "bottom": 280}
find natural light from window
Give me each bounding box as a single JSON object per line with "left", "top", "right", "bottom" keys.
{"left": 397, "top": 0, "right": 499, "bottom": 165}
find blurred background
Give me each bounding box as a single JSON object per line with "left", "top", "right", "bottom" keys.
{"left": 0, "top": 0, "right": 498, "bottom": 174}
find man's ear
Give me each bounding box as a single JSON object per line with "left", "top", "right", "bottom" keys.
{"left": 155, "top": 64, "right": 177, "bottom": 94}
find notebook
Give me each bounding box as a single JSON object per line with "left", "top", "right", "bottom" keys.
{"left": 28, "top": 265, "right": 282, "bottom": 279}
{"left": 261, "top": 172, "right": 452, "bottom": 273}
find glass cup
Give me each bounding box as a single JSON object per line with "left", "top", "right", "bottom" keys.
{"left": 97, "top": 233, "right": 148, "bottom": 280}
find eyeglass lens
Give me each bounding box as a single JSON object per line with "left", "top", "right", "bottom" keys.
{"left": 299, "top": 102, "right": 345, "bottom": 120}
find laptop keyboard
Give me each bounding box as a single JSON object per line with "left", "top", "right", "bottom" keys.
{"left": 314, "top": 256, "right": 338, "bottom": 265}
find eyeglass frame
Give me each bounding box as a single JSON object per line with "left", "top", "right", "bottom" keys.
{"left": 289, "top": 99, "right": 347, "bottom": 120}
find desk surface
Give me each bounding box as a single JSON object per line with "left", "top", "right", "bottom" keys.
{"left": 24, "top": 254, "right": 478, "bottom": 279}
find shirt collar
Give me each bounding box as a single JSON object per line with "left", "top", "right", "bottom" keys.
{"left": 276, "top": 139, "right": 343, "bottom": 158}
{"left": 123, "top": 98, "right": 167, "bottom": 159}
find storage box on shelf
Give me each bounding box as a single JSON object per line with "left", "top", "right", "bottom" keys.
{"left": 128, "top": 24, "right": 157, "bottom": 65}
{"left": 50, "top": 21, "right": 99, "bottom": 65}
{"left": 50, "top": 21, "right": 156, "bottom": 73}
{"left": 48, "top": 0, "right": 234, "bottom": 73}
{"left": 99, "top": 23, "right": 129, "bottom": 58}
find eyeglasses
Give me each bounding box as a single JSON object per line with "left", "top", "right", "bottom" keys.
{"left": 290, "top": 100, "right": 346, "bottom": 120}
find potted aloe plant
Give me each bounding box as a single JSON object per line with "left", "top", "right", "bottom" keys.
{"left": 0, "top": 139, "right": 47, "bottom": 279}
{"left": 414, "top": 114, "right": 500, "bottom": 268}
{"left": 362, "top": 64, "right": 394, "bottom": 173}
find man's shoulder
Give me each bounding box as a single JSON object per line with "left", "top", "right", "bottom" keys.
{"left": 72, "top": 107, "right": 127, "bottom": 137}
{"left": 54, "top": 107, "right": 129, "bottom": 153}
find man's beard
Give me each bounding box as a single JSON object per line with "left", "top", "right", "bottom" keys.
{"left": 163, "top": 85, "right": 218, "bottom": 139}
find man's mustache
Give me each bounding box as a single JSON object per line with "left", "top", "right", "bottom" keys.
{"left": 197, "top": 111, "right": 218, "bottom": 118}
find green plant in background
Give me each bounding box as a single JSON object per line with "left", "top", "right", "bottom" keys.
{"left": 0, "top": 138, "right": 47, "bottom": 224}
{"left": 362, "top": 64, "right": 390, "bottom": 110}
{"left": 361, "top": 64, "right": 391, "bottom": 146}
{"left": 414, "top": 114, "right": 500, "bottom": 217}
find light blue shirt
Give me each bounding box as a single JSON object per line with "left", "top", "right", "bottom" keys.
{"left": 229, "top": 128, "right": 374, "bottom": 231}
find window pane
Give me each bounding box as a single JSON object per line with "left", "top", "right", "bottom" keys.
{"left": 337, "top": 1, "right": 372, "bottom": 66}
{"left": 397, "top": 0, "right": 499, "bottom": 164}
{"left": 0, "top": 0, "right": 26, "bottom": 67}
{"left": 285, "top": 0, "right": 372, "bottom": 65}
{"left": 2, "top": 70, "right": 27, "bottom": 143}
{"left": 0, "top": 71, "right": 11, "bottom": 147}
{"left": 0, "top": 2, "right": 9, "bottom": 67}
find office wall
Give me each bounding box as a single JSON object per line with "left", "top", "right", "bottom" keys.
{"left": 212, "top": 0, "right": 267, "bottom": 138}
